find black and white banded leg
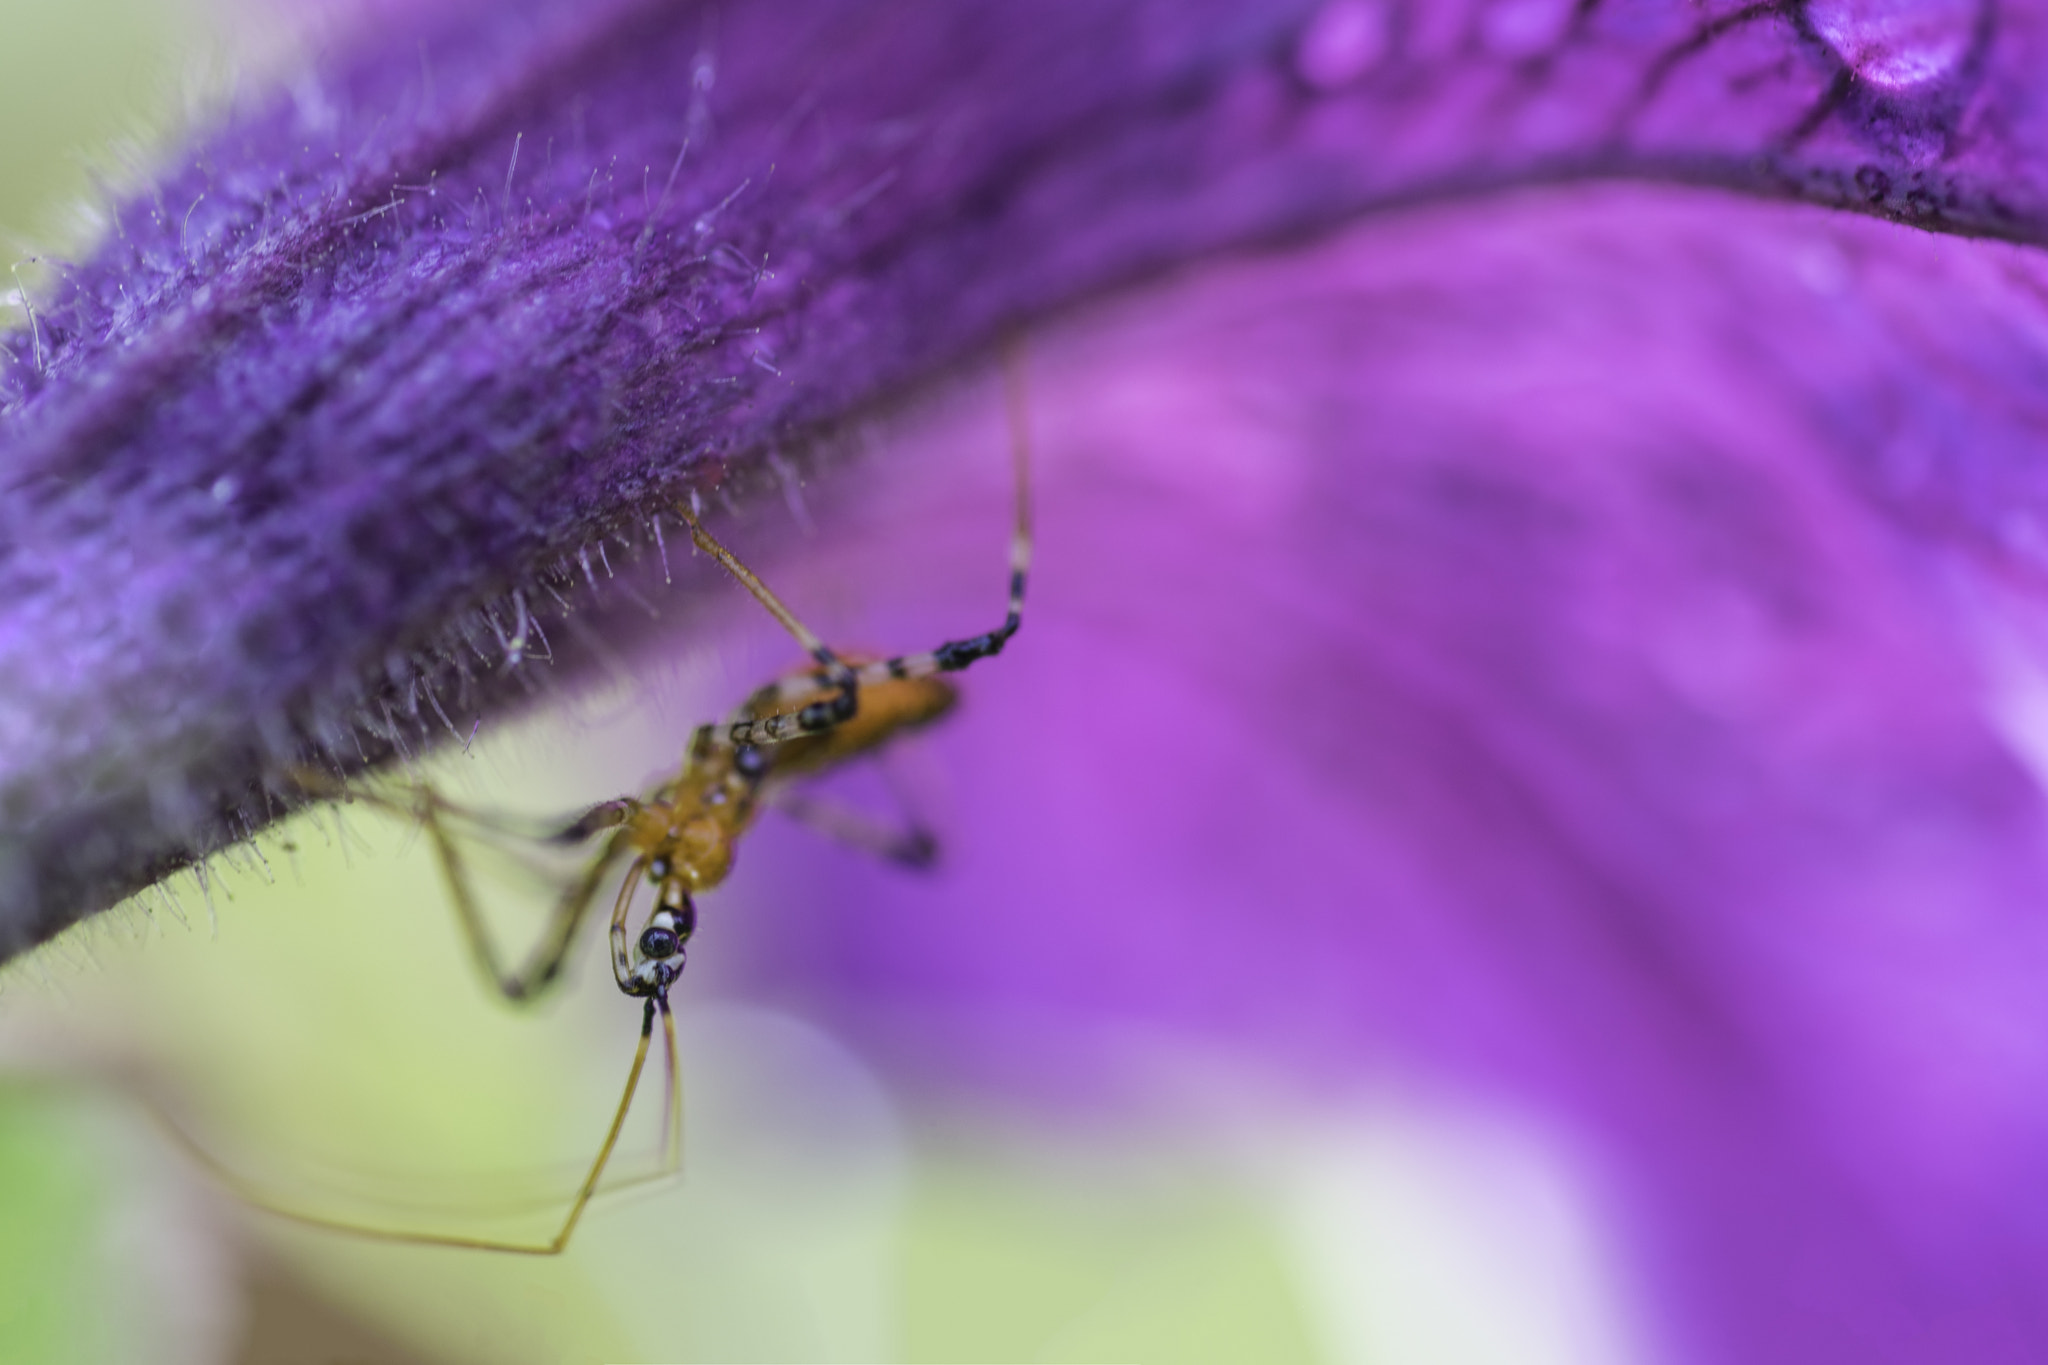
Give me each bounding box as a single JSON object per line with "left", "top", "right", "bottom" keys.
{"left": 677, "top": 337, "right": 1035, "bottom": 751}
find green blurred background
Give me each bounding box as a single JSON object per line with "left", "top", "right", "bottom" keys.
{"left": 0, "top": 4, "right": 1643, "bottom": 1361}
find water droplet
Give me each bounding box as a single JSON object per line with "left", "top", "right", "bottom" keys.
{"left": 1807, "top": 0, "right": 1980, "bottom": 91}
{"left": 1296, "top": 0, "right": 1392, "bottom": 90}
{"left": 1479, "top": 0, "right": 1575, "bottom": 59}
{"left": 209, "top": 475, "right": 238, "bottom": 503}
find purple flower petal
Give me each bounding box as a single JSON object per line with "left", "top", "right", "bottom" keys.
{"left": 743, "top": 180, "right": 2048, "bottom": 1362}
{"left": 13, "top": 3, "right": 2048, "bottom": 1360}
{"left": 8, "top": 0, "right": 2048, "bottom": 950}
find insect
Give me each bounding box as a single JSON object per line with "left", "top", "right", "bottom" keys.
{"left": 174, "top": 344, "right": 1034, "bottom": 1254}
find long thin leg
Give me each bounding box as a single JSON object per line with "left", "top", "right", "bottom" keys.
{"left": 294, "top": 769, "right": 638, "bottom": 1004}
{"left": 441, "top": 1000, "right": 686, "bottom": 1212}
{"left": 765, "top": 787, "right": 937, "bottom": 868}
{"left": 553, "top": 992, "right": 684, "bottom": 1204}
{"left": 843, "top": 336, "right": 1035, "bottom": 683}
{"left": 920, "top": 334, "right": 1033, "bottom": 673}
{"left": 676, "top": 506, "right": 861, "bottom": 746}
{"left": 681, "top": 337, "right": 1036, "bottom": 747}
{"left": 660, "top": 996, "right": 683, "bottom": 1175}
{"left": 423, "top": 800, "right": 639, "bottom": 1002}
{"left": 150, "top": 996, "right": 666, "bottom": 1255}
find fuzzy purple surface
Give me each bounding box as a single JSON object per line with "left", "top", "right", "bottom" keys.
{"left": 7, "top": 0, "right": 2048, "bottom": 949}
{"left": 0, "top": 0, "right": 1330, "bottom": 944}
{"left": 12, "top": 2, "right": 2048, "bottom": 1360}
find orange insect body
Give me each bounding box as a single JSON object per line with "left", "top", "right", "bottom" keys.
{"left": 605, "top": 660, "right": 965, "bottom": 1001}
{"left": 623, "top": 661, "right": 959, "bottom": 893}
{"left": 761, "top": 665, "right": 960, "bottom": 780}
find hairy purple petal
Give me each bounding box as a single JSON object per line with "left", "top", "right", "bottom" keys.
{"left": 4, "top": 0, "right": 2048, "bottom": 951}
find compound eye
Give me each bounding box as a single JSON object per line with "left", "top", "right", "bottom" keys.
{"left": 639, "top": 926, "right": 680, "bottom": 960}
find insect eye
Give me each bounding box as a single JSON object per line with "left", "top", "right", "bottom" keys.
{"left": 639, "top": 926, "right": 679, "bottom": 959}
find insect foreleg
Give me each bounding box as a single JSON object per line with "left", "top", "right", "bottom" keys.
{"left": 677, "top": 506, "right": 861, "bottom": 749}
{"left": 419, "top": 796, "right": 638, "bottom": 1004}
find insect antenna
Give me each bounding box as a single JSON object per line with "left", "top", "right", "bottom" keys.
{"left": 660, "top": 993, "right": 683, "bottom": 1175}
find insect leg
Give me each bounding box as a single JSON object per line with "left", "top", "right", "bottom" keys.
{"left": 680, "top": 341, "right": 1034, "bottom": 750}
{"left": 659, "top": 994, "right": 683, "bottom": 1176}
{"left": 532, "top": 993, "right": 666, "bottom": 1254}
{"left": 147, "top": 995, "right": 665, "bottom": 1255}
{"left": 549, "top": 797, "right": 640, "bottom": 843}
{"left": 289, "top": 770, "right": 638, "bottom": 1004}
{"left": 764, "top": 786, "right": 937, "bottom": 868}
{"left": 417, "top": 794, "right": 639, "bottom": 1003}
{"left": 853, "top": 341, "right": 1036, "bottom": 684}
{"left": 676, "top": 505, "right": 861, "bottom": 748}
{"left": 540, "top": 997, "right": 685, "bottom": 1205}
